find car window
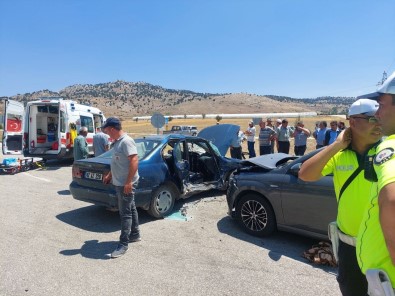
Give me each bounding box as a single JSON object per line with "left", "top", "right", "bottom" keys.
{"left": 80, "top": 115, "right": 94, "bottom": 133}
{"left": 187, "top": 141, "right": 211, "bottom": 156}
{"left": 97, "top": 138, "right": 160, "bottom": 160}
{"left": 208, "top": 142, "right": 221, "bottom": 157}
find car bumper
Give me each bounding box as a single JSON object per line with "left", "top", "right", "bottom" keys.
{"left": 70, "top": 181, "right": 118, "bottom": 208}
{"left": 70, "top": 181, "right": 153, "bottom": 211}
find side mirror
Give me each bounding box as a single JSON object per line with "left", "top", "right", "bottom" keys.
{"left": 289, "top": 163, "right": 302, "bottom": 176}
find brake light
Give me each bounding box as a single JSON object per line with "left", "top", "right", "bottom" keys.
{"left": 23, "top": 133, "right": 28, "bottom": 149}
{"left": 72, "top": 165, "right": 83, "bottom": 178}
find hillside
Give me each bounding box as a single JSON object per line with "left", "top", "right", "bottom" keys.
{"left": 1, "top": 81, "right": 355, "bottom": 120}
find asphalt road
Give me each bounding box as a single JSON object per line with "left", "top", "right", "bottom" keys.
{"left": 0, "top": 155, "right": 341, "bottom": 296}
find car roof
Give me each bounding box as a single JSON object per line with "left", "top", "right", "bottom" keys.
{"left": 136, "top": 134, "right": 200, "bottom": 141}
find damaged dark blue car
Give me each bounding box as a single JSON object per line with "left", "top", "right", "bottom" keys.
{"left": 70, "top": 124, "right": 242, "bottom": 218}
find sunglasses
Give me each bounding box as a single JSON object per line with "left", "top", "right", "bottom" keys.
{"left": 350, "top": 116, "right": 379, "bottom": 123}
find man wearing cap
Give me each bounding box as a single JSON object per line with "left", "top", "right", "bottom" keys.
{"left": 356, "top": 71, "right": 395, "bottom": 293}
{"left": 244, "top": 121, "right": 256, "bottom": 158}
{"left": 299, "top": 98, "right": 382, "bottom": 296}
{"left": 102, "top": 117, "right": 141, "bottom": 258}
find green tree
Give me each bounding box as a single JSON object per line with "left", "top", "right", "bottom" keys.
{"left": 215, "top": 115, "right": 222, "bottom": 124}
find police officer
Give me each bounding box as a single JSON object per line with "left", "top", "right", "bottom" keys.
{"left": 356, "top": 71, "right": 395, "bottom": 293}
{"left": 299, "top": 98, "right": 382, "bottom": 296}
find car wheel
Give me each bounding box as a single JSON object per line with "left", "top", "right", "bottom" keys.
{"left": 235, "top": 194, "right": 276, "bottom": 237}
{"left": 192, "top": 132, "right": 197, "bottom": 136}
{"left": 148, "top": 183, "right": 178, "bottom": 218}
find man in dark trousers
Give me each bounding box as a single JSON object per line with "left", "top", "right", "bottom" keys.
{"left": 102, "top": 117, "right": 140, "bottom": 258}
{"left": 299, "top": 99, "right": 382, "bottom": 296}
{"left": 73, "top": 126, "right": 89, "bottom": 160}
{"left": 356, "top": 71, "right": 395, "bottom": 292}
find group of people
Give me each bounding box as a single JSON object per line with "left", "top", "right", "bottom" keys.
{"left": 231, "top": 117, "right": 312, "bottom": 159}
{"left": 300, "top": 71, "right": 395, "bottom": 296}
{"left": 73, "top": 126, "right": 110, "bottom": 160}
{"left": 313, "top": 120, "right": 347, "bottom": 148}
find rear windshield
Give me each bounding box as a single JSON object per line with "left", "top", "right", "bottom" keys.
{"left": 97, "top": 138, "right": 161, "bottom": 160}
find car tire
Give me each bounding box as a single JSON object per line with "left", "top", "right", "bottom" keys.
{"left": 192, "top": 132, "right": 197, "bottom": 136}
{"left": 235, "top": 194, "right": 276, "bottom": 237}
{"left": 148, "top": 183, "right": 178, "bottom": 218}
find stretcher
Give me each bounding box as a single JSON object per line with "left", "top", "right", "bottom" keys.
{"left": 0, "top": 157, "right": 44, "bottom": 175}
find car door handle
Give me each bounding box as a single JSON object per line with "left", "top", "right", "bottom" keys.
{"left": 270, "top": 184, "right": 279, "bottom": 188}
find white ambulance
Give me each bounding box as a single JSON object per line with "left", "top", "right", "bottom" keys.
{"left": 2, "top": 97, "right": 106, "bottom": 160}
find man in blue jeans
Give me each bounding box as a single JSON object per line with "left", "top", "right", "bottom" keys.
{"left": 102, "top": 117, "right": 141, "bottom": 258}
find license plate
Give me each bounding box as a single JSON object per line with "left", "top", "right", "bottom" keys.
{"left": 85, "top": 172, "right": 103, "bottom": 181}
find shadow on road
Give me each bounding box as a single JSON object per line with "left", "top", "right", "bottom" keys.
{"left": 56, "top": 205, "right": 155, "bottom": 233}
{"left": 60, "top": 240, "right": 115, "bottom": 260}
{"left": 217, "top": 216, "right": 337, "bottom": 274}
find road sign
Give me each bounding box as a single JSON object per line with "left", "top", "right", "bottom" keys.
{"left": 151, "top": 112, "right": 166, "bottom": 129}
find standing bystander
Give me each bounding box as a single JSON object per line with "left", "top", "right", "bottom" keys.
{"left": 276, "top": 119, "right": 294, "bottom": 154}
{"left": 292, "top": 121, "right": 311, "bottom": 156}
{"left": 230, "top": 129, "right": 244, "bottom": 159}
{"left": 258, "top": 119, "right": 276, "bottom": 155}
{"left": 314, "top": 121, "right": 329, "bottom": 149}
{"left": 93, "top": 126, "right": 110, "bottom": 156}
{"left": 244, "top": 121, "right": 256, "bottom": 158}
{"left": 266, "top": 118, "right": 276, "bottom": 153}
{"left": 324, "top": 121, "right": 340, "bottom": 146}
{"left": 102, "top": 117, "right": 141, "bottom": 259}
{"left": 73, "top": 126, "right": 89, "bottom": 160}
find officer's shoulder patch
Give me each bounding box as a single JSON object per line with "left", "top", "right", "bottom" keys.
{"left": 374, "top": 148, "right": 395, "bottom": 165}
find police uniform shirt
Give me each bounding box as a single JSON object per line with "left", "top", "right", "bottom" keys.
{"left": 357, "top": 135, "right": 395, "bottom": 288}
{"left": 321, "top": 146, "right": 377, "bottom": 237}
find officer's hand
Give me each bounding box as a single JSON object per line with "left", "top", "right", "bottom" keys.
{"left": 333, "top": 128, "right": 352, "bottom": 149}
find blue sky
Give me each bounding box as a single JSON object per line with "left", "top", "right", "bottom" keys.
{"left": 1, "top": 0, "right": 394, "bottom": 98}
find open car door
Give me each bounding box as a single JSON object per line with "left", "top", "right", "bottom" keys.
{"left": 2, "top": 99, "right": 24, "bottom": 155}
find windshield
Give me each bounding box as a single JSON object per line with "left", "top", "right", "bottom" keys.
{"left": 208, "top": 142, "right": 221, "bottom": 157}
{"left": 96, "top": 138, "right": 161, "bottom": 160}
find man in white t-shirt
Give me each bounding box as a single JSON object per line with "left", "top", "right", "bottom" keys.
{"left": 244, "top": 120, "right": 256, "bottom": 158}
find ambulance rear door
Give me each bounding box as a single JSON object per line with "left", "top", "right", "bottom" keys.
{"left": 2, "top": 99, "right": 25, "bottom": 155}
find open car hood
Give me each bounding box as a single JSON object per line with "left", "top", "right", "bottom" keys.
{"left": 241, "top": 153, "right": 297, "bottom": 170}
{"left": 198, "top": 124, "right": 240, "bottom": 156}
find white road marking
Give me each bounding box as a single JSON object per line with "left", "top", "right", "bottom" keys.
{"left": 22, "top": 172, "right": 51, "bottom": 182}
